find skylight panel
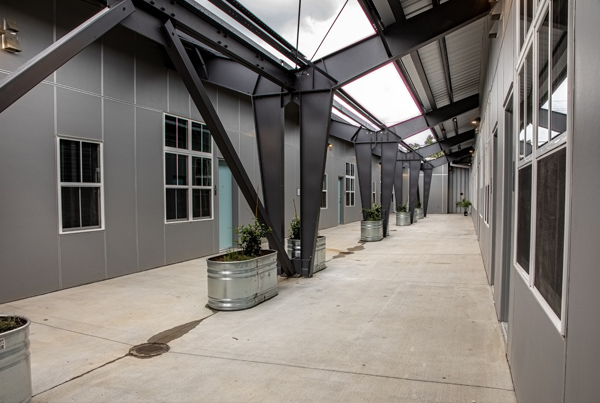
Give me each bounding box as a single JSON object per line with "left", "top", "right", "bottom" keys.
{"left": 342, "top": 63, "right": 421, "bottom": 127}
{"left": 331, "top": 107, "right": 360, "bottom": 126}
{"left": 404, "top": 129, "right": 435, "bottom": 149}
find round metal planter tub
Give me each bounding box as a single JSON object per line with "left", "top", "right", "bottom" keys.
{"left": 361, "top": 220, "right": 383, "bottom": 242}
{"left": 207, "top": 250, "right": 278, "bottom": 311}
{"left": 287, "top": 236, "right": 327, "bottom": 274}
{"left": 415, "top": 208, "right": 424, "bottom": 219}
{"left": 0, "top": 316, "right": 32, "bottom": 403}
{"left": 396, "top": 212, "right": 411, "bottom": 226}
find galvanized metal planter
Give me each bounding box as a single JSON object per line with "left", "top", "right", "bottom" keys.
{"left": 361, "top": 220, "right": 383, "bottom": 242}
{"left": 286, "top": 236, "right": 327, "bottom": 274}
{"left": 415, "top": 208, "right": 424, "bottom": 219}
{"left": 396, "top": 211, "right": 411, "bottom": 226}
{"left": 206, "top": 250, "right": 278, "bottom": 311}
{"left": 0, "top": 316, "right": 32, "bottom": 403}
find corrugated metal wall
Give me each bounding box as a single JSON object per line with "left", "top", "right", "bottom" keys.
{"left": 448, "top": 167, "right": 470, "bottom": 213}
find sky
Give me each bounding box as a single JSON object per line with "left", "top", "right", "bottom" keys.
{"left": 194, "top": 0, "right": 429, "bottom": 145}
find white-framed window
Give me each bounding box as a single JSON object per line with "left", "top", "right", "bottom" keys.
{"left": 371, "top": 181, "right": 376, "bottom": 205}
{"left": 514, "top": 0, "right": 570, "bottom": 330}
{"left": 58, "top": 137, "right": 103, "bottom": 233}
{"left": 345, "top": 162, "right": 355, "bottom": 207}
{"left": 164, "top": 114, "right": 213, "bottom": 222}
{"left": 321, "top": 174, "right": 328, "bottom": 209}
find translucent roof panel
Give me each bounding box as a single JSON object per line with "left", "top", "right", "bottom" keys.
{"left": 405, "top": 129, "right": 435, "bottom": 149}
{"left": 234, "top": 0, "right": 374, "bottom": 60}
{"left": 342, "top": 62, "right": 422, "bottom": 126}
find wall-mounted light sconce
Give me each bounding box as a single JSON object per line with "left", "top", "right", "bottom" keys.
{"left": 327, "top": 143, "right": 333, "bottom": 150}
{"left": 1, "top": 18, "right": 21, "bottom": 53}
{"left": 471, "top": 117, "right": 481, "bottom": 126}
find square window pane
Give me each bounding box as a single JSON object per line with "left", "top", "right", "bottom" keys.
{"left": 192, "top": 157, "right": 202, "bottom": 186}
{"left": 82, "top": 142, "right": 100, "bottom": 183}
{"left": 165, "top": 115, "right": 177, "bottom": 148}
{"left": 201, "top": 189, "right": 211, "bottom": 218}
{"left": 177, "top": 155, "right": 188, "bottom": 185}
{"left": 351, "top": 192, "right": 355, "bottom": 206}
{"left": 525, "top": 50, "right": 533, "bottom": 157}
{"left": 191, "top": 122, "right": 203, "bottom": 152}
{"left": 61, "top": 187, "right": 80, "bottom": 229}
{"left": 517, "top": 165, "right": 532, "bottom": 273}
{"left": 321, "top": 191, "right": 327, "bottom": 208}
{"left": 166, "top": 188, "right": 177, "bottom": 220}
{"left": 534, "top": 148, "right": 566, "bottom": 318}
{"left": 80, "top": 187, "right": 100, "bottom": 227}
{"left": 537, "top": 12, "right": 550, "bottom": 148}
{"left": 177, "top": 118, "right": 188, "bottom": 149}
{"left": 550, "top": 0, "right": 568, "bottom": 139}
{"left": 202, "top": 126, "right": 211, "bottom": 153}
{"left": 60, "top": 139, "right": 80, "bottom": 183}
{"left": 165, "top": 153, "right": 177, "bottom": 185}
{"left": 346, "top": 163, "right": 350, "bottom": 176}
{"left": 202, "top": 158, "right": 212, "bottom": 186}
{"left": 176, "top": 189, "right": 188, "bottom": 219}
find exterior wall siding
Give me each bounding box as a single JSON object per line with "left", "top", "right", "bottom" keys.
{"left": 0, "top": 0, "right": 364, "bottom": 303}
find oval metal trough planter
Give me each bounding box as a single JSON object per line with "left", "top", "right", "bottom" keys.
{"left": 0, "top": 315, "right": 32, "bottom": 403}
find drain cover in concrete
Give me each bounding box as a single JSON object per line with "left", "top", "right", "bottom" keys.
{"left": 129, "top": 343, "right": 169, "bottom": 358}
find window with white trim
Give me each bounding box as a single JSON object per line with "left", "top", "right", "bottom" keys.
{"left": 321, "top": 174, "right": 328, "bottom": 209}
{"left": 58, "top": 138, "right": 102, "bottom": 232}
{"left": 164, "top": 114, "right": 213, "bottom": 222}
{"left": 515, "top": 0, "right": 569, "bottom": 324}
{"left": 345, "top": 162, "right": 355, "bottom": 207}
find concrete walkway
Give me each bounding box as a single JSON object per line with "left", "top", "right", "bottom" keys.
{"left": 1, "top": 214, "right": 516, "bottom": 402}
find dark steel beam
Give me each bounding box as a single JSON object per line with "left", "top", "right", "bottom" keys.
{"left": 134, "top": 0, "right": 295, "bottom": 91}
{"left": 447, "top": 147, "right": 473, "bottom": 162}
{"left": 409, "top": 51, "right": 437, "bottom": 110}
{"left": 299, "top": 90, "right": 333, "bottom": 277}
{"left": 380, "top": 141, "right": 398, "bottom": 236}
{"left": 315, "top": 0, "right": 491, "bottom": 87}
{"left": 204, "top": 55, "right": 260, "bottom": 95}
{"left": 357, "top": 0, "right": 391, "bottom": 58}
{"left": 438, "top": 37, "right": 454, "bottom": 103}
{"left": 408, "top": 161, "right": 421, "bottom": 223}
{"left": 394, "top": 157, "right": 405, "bottom": 208}
{"left": 329, "top": 120, "right": 362, "bottom": 143}
{"left": 354, "top": 130, "right": 375, "bottom": 219}
{"left": 430, "top": 155, "right": 448, "bottom": 168}
{"left": 253, "top": 94, "right": 285, "bottom": 261}
{"left": 161, "top": 19, "right": 294, "bottom": 276}
{"left": 0, "top": 0, "right": 135, "bottom": 114}
{"left": 390, "top": 94, "right": 479, "bottom": 138}
{"left": 422, "top": 167, "right": 433, "bottom": 216}
{"left": 387, "top": 0, "right": 406, "bottom": 23}
{"left": 418, "top": 129, "right": 476, "bottom": 158}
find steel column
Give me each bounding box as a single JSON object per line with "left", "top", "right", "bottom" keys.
{"left": 380, "top": 141, "right": 398, "bottom": 237}
{"left": 253, "top": 94, "right": 285, "bottom": 256}
{"left": 161, "top": 20, "right": 294, "bottom": 276}
{"left": 394, "top": 156, "right": 405, "bottom": 208}
{"left": 299, "top": 90, "right": 333, "bottom": 277}
{"left": 422, "top": 167, "right": 433, "bottom": 217}
{"left": 408, "top": 161, "right": 421, "bottom": 223}
{"left": 0, "top": 0, "right": 135, "bottom": 114}
{"left": 354, "top": 130, "right": 374, "bottom": 219}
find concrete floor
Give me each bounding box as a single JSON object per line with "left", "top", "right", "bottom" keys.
{"left": 1, "top": 214, "right": 516, "bottom": 402}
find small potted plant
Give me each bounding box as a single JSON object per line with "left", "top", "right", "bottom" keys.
{"left": 456, "top": 198, "right": 472, "bottom": 216}
{"left": 0, "top": 315, "right": 32, "bottom": 403}
{"left": 361, "top": 203, "right": 383, "bottom": 242}
{"left": 286, "top": 204, "right": 327, "bottom": 275}
{"left": 415, "top": 200, "right": 424, "bottom": 220}
{"left": 207, "top": 190, "right": 278, "bottom": 311}
{"left": 396, "top": 203, "right": 411, "bottom": 226}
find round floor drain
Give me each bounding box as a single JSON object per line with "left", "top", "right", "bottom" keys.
{"left": 129, "top": 343, "right": 170, "bottom": 358}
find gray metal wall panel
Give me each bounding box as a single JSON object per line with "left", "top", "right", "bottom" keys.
{"left": 509, "top": 277, "right": 565, "bottom": 403}
{"left": 135, "top": 107, "right": 166, "bottom": 270}
{"left": 0, "top": 84, "right": 60, "bottom": 303}
{"left": 0, "top": 0, "right": 55, "bottom": 74}
{"left": 565, "top": 1, "right": 600, "bottom": 400}
{"left": 219, "top": 87, "right": 241, "bottom": 133}
{"left": 55, "top": 0, "right": 101, "bottom": 94}
{"left": 104, "top": 100, "right": 138, "bottom": 278}
{"left": 135, "top": 40, "right": 167, "bottom": 111}
{"left": 103, "top": 26, "right": 135, "bottom": 104}
{"left": 167, "top": 70, "right": 190, "bottom": 118}
{"left": 240, "top": 95, "right": 255, "bottom": 136}
{"left": 57, "top": 88, "right": 102, "bottom": 140}
{"left": 60, "top": 231, "right": 106, "bottom": 289}
{"left": 448, "top": 167, "right": 470, "bottom": 213}
{"left": 165, "top": 221, "right": 216, "bottom": 264}
{"left": 428, "top": 175, "right": 445, "bottom": 213}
